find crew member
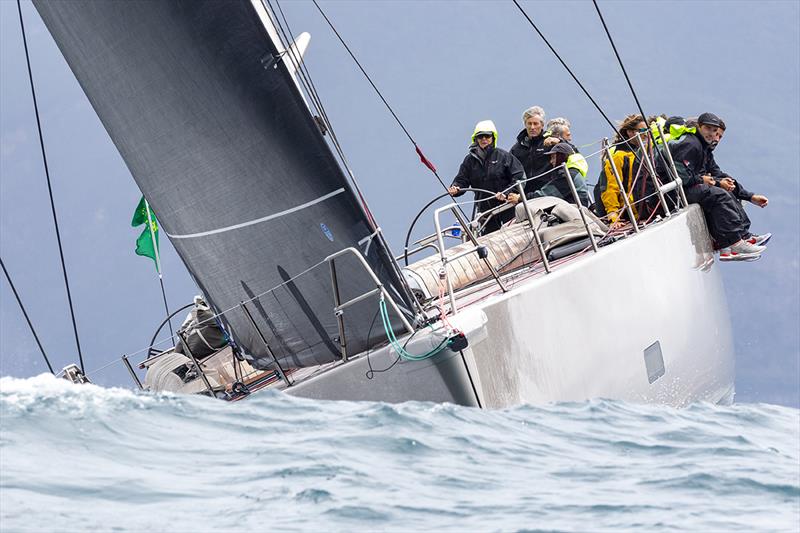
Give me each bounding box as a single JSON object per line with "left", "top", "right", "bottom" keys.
{"left": 600, "top": 114, "right": 648, "bottom": 228}
{"left": 449, "top": 120, "right": 525, "bottom": 234}
{"left": 545, "top": 119, "right": 590, "bottom": 191}
{"left": 510, "top": 106, "right": 551, "bottom": 197}
{"left": 514, "top": 142, "right": 589, "bottom": 206}
{"left": 668, "top": 112, "right": 766, "bottom": 261}
{"left": 709, "top": 121, "right": 771, "bottom": 247}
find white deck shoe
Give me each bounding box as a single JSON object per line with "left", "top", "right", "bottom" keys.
{"left": 747, "top": 233, "right": 772, "bottom": 246}
{"left": 730, "top": 239, "right": 766, "bottom": 254}
{"left": 719, "top": 239, "right": 765, "bottom": 262}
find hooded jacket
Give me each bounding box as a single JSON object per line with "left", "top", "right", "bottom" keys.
{"left": 451, "top": 121, "right": 524, "bottom": 232}
{"left": 510, "top": 129, "right": 551, "bottom": 192}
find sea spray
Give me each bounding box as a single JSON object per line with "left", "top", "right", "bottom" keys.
{"left": 1, "top": 374, "right": 798, "bottom": 532}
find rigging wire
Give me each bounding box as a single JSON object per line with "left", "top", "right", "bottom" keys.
{"left": 591, "top": 0, "right": 676, "bottom": 192}
{"left": 268, "top": 2, "right": 345, "bottom": 169}
{"left": 16, "top": 0, "right": 85, "bottom": 373}
{"left": 514, "top": 0, "right": 675, "bottom": 207}
{"left": 591, "top": 0, "right": 649, "bottom": 127}
{"left": 0, "top": 256, "right": 55, "bottom": 374}
{"left": 270, "top": 0, "right": 325, "bottom": 118}
{"left": 272, "top": 0, "right": 339, "bottom": 148}
{"left": 266, "top": 0, "right": 378, "bottom": 228}
{"left": 511, "top": 0, "right": 619, "bottom": 136}
{"left": 310, "top": 0, "right": 463, "bottom": 213}
{"left": 268, "top": 0, "right": 422, "bottom": 314}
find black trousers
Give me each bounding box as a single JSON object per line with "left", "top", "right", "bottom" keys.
{"left": 685, "top": 184, "right": 747, "bottom": 248}
{"left": 729, "top": 193, "right": 752, "bottom": 237}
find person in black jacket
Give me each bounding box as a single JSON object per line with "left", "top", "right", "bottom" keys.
{"left": 710, "top": 124, "right": 771, "bottom": 246}
{"left": 510, "top": 106, "right": 552, "bottom": 197}
{"left": 516, "top": 142, "right": 590, "bottom": 206}
{"left": 667, "top": 112, "right": 766, "bottom": 260}
{"left": 449, "top": 120, "right": 525, "bottom": 234}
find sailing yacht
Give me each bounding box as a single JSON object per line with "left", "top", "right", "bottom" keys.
{"left": 31, "top": 0, "right": 734, "bottom": 407}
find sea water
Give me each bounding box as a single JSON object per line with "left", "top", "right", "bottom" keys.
{"left": 1, "top": 375, "right": 798, "bottom": 532}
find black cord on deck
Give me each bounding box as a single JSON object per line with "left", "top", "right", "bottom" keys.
{"left": 511, "top": 0, "right": 619, "bottom": 136}
{"left": 1, "top": 257, "right": 55, "bottom": 374}
{"left": 16, "top": 0, "right": 84, "bottom": 373}
{"left": 310, "top": 0, "right": 461, "bottom": 205}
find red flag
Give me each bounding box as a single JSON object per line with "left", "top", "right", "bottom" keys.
{"left": 415, "top": 145, "right": 437, "bottom": 173}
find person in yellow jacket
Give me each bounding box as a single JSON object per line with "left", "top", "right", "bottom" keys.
{"left": 602, "top": 114, "right": 650, "bottom": 228}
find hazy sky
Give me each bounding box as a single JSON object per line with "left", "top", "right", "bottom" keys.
{"left": 1, "top": 0, "right": 798, "bottom": 405}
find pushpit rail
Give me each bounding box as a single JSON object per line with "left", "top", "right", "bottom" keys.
{"left": 327, "top": 247, "right": 414, "bottom": 361}
{"left": 433, "top": 203, "right": 508, "bottom": 313}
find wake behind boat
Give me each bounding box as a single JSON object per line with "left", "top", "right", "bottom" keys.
{"left": 23, "top": 0, "right": 734, "bottom": 407}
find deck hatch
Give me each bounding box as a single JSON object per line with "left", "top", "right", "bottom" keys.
{"left": 644, "top": 341, "right": 665, "bottom": 384}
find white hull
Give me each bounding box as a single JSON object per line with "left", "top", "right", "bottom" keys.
{"left": 456, "top": 205, "right": 734, "bottom": 407}
{"left": 286, "top": 205, "right": 734, "bottom": 407}
{"left": 146, "top": 206, "right": 734, "bottom": 408}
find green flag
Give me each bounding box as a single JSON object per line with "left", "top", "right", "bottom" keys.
{"left": 132, "top": 196, "right": 160, "bottom": 271}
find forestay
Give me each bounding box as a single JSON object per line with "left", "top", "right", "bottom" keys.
{"left": 34, "top": 0, "right": 413, "bottom": 369}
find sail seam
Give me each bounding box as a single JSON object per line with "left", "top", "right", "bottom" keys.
{"left": 166, "top": 188, "right": 346, "bottom": 239}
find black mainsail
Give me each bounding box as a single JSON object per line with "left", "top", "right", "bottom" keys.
{"left": 33, "top": 0, "right": 414, "bottom": 369}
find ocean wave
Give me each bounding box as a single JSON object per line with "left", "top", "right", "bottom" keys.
{"left": 1, "top": 374, "right": 798, "bottom": 532}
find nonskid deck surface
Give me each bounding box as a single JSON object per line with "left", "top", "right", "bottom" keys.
{"left": 442, "top": 221, "right": 643, "bottom": 313}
